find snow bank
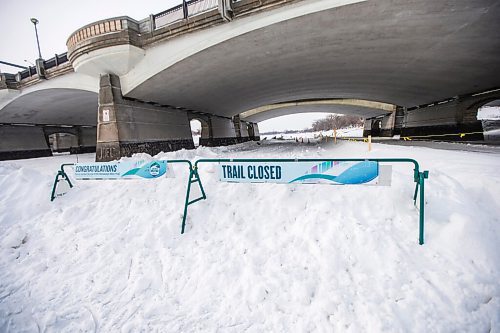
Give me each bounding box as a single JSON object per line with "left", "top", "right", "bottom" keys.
{"left": 0, "top": 140, "right": 499, "bottom": 332}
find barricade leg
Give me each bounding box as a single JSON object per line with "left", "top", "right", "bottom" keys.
{"left": 181, "top": 167, "right": 207, "bottom": 234}
{"left": 50, "top": 168, "right": 73, "bottom": 201}
{"left": 418, "top": 171, "right": 429, "bottom": 245}
{"left": 413, "top": 181, "right": 419, "bottom": 204}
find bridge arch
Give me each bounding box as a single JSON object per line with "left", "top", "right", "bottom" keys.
{"left": 0, "top": 88, "right": 98, "bottom": 126}
{"left": 239, "top": 99, "right": 396, "bottom": 123}
{"left": 0, "top": 72, "right": 99, "bottom": 126}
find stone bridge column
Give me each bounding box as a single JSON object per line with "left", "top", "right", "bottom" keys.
{"left": 96, "top": 74, "right": 194, "bottom": 162}
{"left": 249, "top": 122, "right": 260, "bottom": 140}
{"left": 231, "top": 115, "right": 255, "bottom": 143}
{"left": 200, "top": 116, "right": 239, "bottom": 146}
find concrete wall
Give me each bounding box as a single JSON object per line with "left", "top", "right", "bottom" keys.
{"left": 200, "top": 116, "right": 239, "bottom": 146}
{"left": 400, "top": 98, "right": 484, "bottom": 140}
{"left": 380, "top": 112, "right": 395, "bottom": 136}
{"left": 51, "top": 133, "right": 78, "bottom": 152}
{"left": 0, "top": 125, "right": 52, "bottom": 160}
{"left": 211, "top": 117, "right": 236, "bottom": 138}
{"left": 78, "top": 127, "right": 97, "bottom": 147}
{"left": 363, "top": 92, "right": 500, "bottom": 140}
{"left": 70, "top": 127, "right": 97, "bottom": 154}
{"left": 96, "top": 74, "right": 194, "bottom": 161}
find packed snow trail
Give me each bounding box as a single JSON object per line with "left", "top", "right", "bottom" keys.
{"left": 0, "top": 140, "right": 499, "bottom": 332}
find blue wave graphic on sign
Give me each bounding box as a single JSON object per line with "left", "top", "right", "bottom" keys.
{"left": 121, "top": 161, "right": 167, "bottom": 179}
{"left": 289, "top": 161, "right": 378, "bottom": 184}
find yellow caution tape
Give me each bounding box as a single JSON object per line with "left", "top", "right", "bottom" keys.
{"left": 401, "top": 131, "right": 483, "bottom": 139}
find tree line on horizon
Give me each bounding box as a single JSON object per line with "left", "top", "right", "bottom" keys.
{"left": 263, "top": 114, "right": 364, "bottom": 135}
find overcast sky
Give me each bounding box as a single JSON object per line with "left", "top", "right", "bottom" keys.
{"left": 0, "top": 0, "right": 330, "bottom": 131}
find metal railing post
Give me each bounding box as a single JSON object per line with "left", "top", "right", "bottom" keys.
{"left": 183, "top": 0, "right": 189, "bottom": 18}
{"left": 419, "top": 170, "right": 429, "bottom": 245}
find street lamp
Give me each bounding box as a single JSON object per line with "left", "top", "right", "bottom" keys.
{"left": 30, "top": 18, "right": 42, "bottom": 60}
{"left": 30, "top": 18, "right": 46, "bottom": 79}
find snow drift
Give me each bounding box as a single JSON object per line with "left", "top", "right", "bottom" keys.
{"left": 0, "top": 140, "right": 499, "bottom": 332}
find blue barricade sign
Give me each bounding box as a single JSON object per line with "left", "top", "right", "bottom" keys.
{"left": 75, "top": 160, "right": 167, "bottom": 180}
{"left": 218, "top": 161, "right": 379, "bottom": 185}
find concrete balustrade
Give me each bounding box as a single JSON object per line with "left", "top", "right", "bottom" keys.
{"left": 67, "top": 19, "right": 125, "bottom": 51}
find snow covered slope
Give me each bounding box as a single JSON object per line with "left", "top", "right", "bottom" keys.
{"left": 0, "top": 140, "right": 499, "bottom": 332}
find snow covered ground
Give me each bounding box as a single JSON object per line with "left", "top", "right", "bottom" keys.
{"left": 0, "top": 140, "right": 499, "bottom": 332}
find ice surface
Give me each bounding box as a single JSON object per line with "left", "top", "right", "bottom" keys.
{"left": 0, "top": 139, "right": 499, "bottom": 332}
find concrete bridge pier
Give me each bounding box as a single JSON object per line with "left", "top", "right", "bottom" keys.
{"left": 201, "top": 116, "right": 239, "bottom": 146}
{"left": 0, "top": 125, "right": 53, "bottom": 160}
{"left": 233, "top": 115, "right": 260, "bottom": 143}
{"left": 191, "top": 114, "right": 260, "bottom": 147}
{"left": 248, "top": 122, "right": 260, "bottom": 141}
{"left": 96, "top": 74, "right": 194, "bottom": 162}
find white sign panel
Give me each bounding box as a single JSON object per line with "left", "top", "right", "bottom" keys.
{"left": 103, "top": 109, "right": 110, "bottom": 122}
{"left": 218, "top": 161, "right": 379, "bottom": 185}
{"left": 75, "top": 160, "right": 167, "bottom": 180}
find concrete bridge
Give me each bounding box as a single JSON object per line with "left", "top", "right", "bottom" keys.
{"left": 1, "top": 0, "right": 499, "bottom": 161}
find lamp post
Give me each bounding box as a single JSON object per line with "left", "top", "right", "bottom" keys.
{"left": 30, "top": 18, "right": 42, "bottom": 60}
{"left": 30, "top": 18, "right": 46, "bottom": 79}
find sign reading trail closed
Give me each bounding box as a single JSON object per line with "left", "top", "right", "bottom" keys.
{"left": 75, "top": 160, "right": 167, "bottom": 179}
{"left": 218, "top": 161, "right": 379, "bottom": 185}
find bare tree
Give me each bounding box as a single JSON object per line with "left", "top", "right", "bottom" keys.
{"left": 311, "top": 114, "right": 363, "bottom": 131}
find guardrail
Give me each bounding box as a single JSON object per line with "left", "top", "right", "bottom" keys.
{"left": 154, "top": 0, "right": 219, "bottom": 29}
{"left": 13, "top": 53, "right": 69, "bottom": 82}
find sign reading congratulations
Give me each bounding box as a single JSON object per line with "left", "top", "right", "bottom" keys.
{"left": 75, "top": 160, "right": 167, "bottom": 180}
{"left": 219, "top": 161, "right": 379, "bottom": 185}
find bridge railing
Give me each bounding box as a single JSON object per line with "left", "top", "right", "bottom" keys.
{"left": 14, "top": 53, "right": 69, "bottom": 82}
{"left": 153, "top": 0, "right": 219, "bottom": 29}
{"left": 43, "top": 53, "right": 69, "bottom": 69}
{"left": 188, "top": 0, "right": 219, "bottom": 17}
{"left": 15, "top": 66, "right": 37, "bottom": 81}
{"left": 154, "top": 3, "right": 185, "bottom": 27}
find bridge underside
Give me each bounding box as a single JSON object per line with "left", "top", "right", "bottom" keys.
{"left": 127, "top": 0, "right": 500, "bottom": 117}
{"left": 0, "top": 89, "right": 97, "bottom": 125}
